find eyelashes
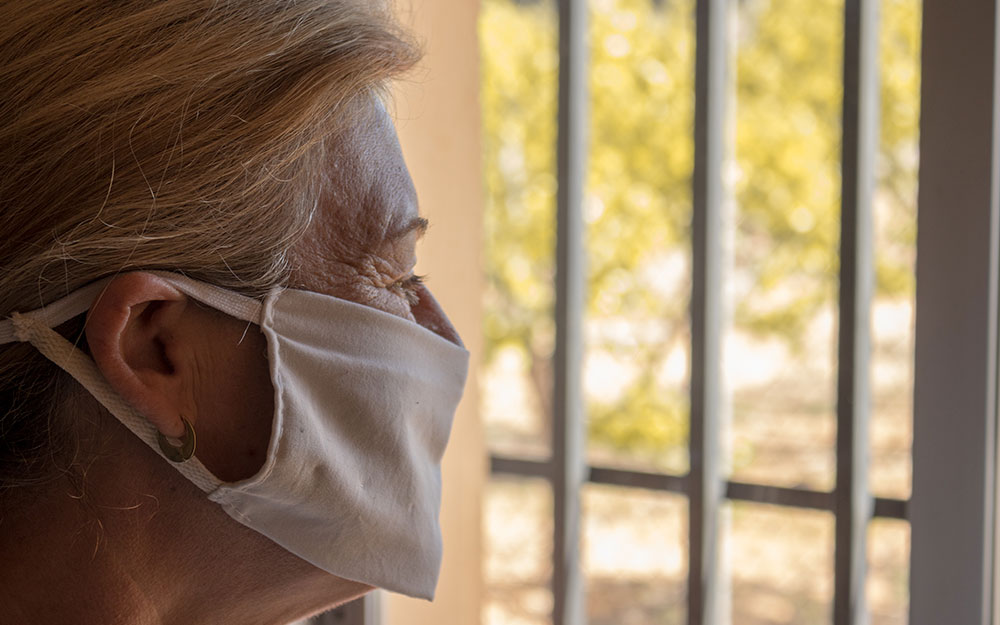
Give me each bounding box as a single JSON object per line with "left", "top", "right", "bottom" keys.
{"left": 393, "top": 273, "right": 426, "bottom": 306}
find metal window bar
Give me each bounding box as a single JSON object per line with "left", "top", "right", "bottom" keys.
{"left": 492, "top": 455, "right": 908, "bottom": 518}
{"left": 552, "top": 0, "right": 589, "bottom": 623}
{"left": 833, "top": 1, "right": 878, "bottom": 624}
{"left": 688, "top": 0, "right": 728, "bottom": 624}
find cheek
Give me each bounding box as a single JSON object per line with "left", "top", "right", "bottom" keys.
{"left": 344, "top": 282, "right": 416, "bottom": 322}
{"left": 193, "top": 319, "right": 275, "bottom": 482}
{"left": 288, "top": 256, "right": 417, "bottom": 322}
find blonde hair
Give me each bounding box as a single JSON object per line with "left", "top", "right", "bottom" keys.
{"left": 0, "top": 0, "right": 419, "bottom": 493}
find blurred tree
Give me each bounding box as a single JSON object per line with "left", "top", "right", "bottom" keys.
{"left": 481, "top": 0, "right": 920, "bottom": 465}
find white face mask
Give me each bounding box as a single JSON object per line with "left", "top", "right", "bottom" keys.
{"left": 0, "top": 271, "right": 469, "bottom": 600}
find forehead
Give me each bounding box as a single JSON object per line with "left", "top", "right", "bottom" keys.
{"left": 293, "top": 99, "right": 419, "bottom": 264}
{"left": 316, "top": 100, "right": 419, "bottom": 248}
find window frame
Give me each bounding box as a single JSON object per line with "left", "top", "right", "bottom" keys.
{"left": 909, "top": 1, "right": 1000, "bottom": 624}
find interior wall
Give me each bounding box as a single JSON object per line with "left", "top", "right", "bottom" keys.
{"left": 388, "top": 0, "right": 484, "bottom": 624}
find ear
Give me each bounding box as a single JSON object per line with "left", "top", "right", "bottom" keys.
{"left": 85, "top": 272, "right": 192, "bottom": 439}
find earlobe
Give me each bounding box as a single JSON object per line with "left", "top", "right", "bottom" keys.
{"left": 85, "top": 273, "right": 190, "bottom": 439}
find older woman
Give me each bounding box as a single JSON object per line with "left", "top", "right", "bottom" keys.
{"left": 0, "top": 1, "right": 468, "bottom": 623}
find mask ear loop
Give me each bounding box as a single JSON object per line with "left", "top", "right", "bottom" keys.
{"left": 7, "top": 312, "right": 222, "bottom": 493}
{"left": 157, "top": 416, "right": 197, "bottom": 463}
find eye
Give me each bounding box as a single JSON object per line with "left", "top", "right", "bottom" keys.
{"left": 391, "top": 274, "right": 426, "bottom": 307}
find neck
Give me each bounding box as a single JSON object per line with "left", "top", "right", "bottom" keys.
{"left": 0, "top": 419, "right": 368, "bottom": 625}
{"left": 1, "top": 473, "right": 160, "bottom": 624}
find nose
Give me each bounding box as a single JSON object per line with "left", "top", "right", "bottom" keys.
{"left": 411, "top": 283, "right": 464, "bottom": 347}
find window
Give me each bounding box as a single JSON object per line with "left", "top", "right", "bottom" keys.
{"left": 479, "top": 0, "right": 994, "bottom": 624}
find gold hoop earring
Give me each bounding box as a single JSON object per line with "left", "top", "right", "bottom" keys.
{"left": 157, "top": 416, "right": 197, "bottom": 463}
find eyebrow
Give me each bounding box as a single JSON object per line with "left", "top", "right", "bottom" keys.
{"left": 386, "top": 216, "right": 429, "bottom": 242}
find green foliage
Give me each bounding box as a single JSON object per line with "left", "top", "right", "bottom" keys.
{"left": 481, "top": 0, "right": 921, "bottom": 459}
{"left": 588, "top": 371, "right": 690, "bottom": 459}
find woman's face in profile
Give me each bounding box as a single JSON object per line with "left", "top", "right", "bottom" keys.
{"left": 293, "top": 99, "right": 461, "bottom": 347}
{"left": 189, "top": 99, "right": 464, "bottom": 485}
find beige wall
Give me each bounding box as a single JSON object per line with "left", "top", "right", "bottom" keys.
{"left": 388, "top": 1, "right": 484, "bottom": 624}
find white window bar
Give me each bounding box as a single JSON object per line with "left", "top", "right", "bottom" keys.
{"left": 688, "top": 0, "right": 728, "bottom": 624}
{"left": 910, "top": 1, "right": 1000, "bottom": 624}
{"left": 833, "top": 0, "right": 878, "bottom": 624}
{"left": 552, "top": 0, "right": 589, "bottom": 622}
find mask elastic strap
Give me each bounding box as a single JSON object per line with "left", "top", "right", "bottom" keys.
{"left": 9, "top": 313, "right": 222, "bottom": 492}
{"left": 0, "top": 272, "right": 266, "bottom": 492}
{"left": 149, "top": 271, "right": 263, "bottom": 323}
{"left": 0, "top": 271, "right": 264, "bottom": 346}
{"left": 0, "top": 279, "right": 112, "bottom": 345}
